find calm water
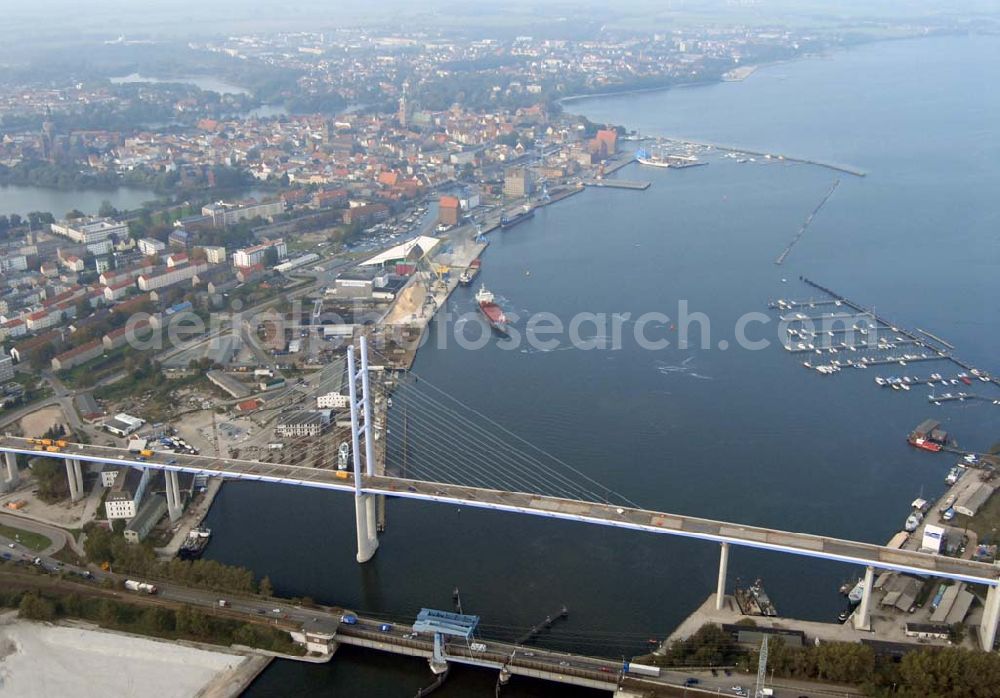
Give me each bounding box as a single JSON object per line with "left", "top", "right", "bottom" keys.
{"left": 210, "top": 35, "right": 1000, "bottom": 696}
{"left": 0, "top": 184, "right": 159, "bottom": 218}
{"left": 110, "top": 73, "right": 251, "bottom": 96}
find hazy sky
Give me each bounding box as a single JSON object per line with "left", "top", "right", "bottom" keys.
{"left": 2, "top": 0, "right": 997, "bottom": 48}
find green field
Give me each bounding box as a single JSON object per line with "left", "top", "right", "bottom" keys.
{"left": 0, "top": 523, "right": 52, "bottom": 552}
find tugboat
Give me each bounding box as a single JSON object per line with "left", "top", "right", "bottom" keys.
{"left": 459, "top": 259, "right": 481, "bottom": 286}
{"left": 475, "top": 286, "right": 508, "bottom": 335}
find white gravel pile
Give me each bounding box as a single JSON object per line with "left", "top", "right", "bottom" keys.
{"left": 0, "top": 620, "right": 242, "bottom": 697}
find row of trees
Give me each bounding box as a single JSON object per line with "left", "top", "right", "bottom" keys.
{"left": 656, "top": 624, "right": 1000, "bottom": 697}
{"left": 8, "top": 588, "right": 300, "bottom": 654}
{"left": 83, "top": 523, "right": 266, "bottom": 596}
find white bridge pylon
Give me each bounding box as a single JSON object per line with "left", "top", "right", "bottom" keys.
{"left": 347, "top": 336, "right": 379, "bottom": 563}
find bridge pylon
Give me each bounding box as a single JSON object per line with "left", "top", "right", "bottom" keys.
{"left": 1, "top": 451, "right": 19, "bottom": 492}
{"left": 348, "top": 337, "right": 379, "bottom": 563}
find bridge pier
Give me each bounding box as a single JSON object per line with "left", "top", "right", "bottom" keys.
{"left": 355, "top": 493, "right": 379, "bottom": 563}
{"left": 1, "top": 452, "right": 18, "bottom": 492}
{"left": 716, "top": 542, "right": 730, "bottom": 610}
{"left": 165, "top": 470, "right": 183, "bottom": 522}
{"left": 348, "top": 338, "right": 380, "bottom": 564}
{"left": 852, "top": 565, "right": 875, "bottom": 631}
{"left": 65, "top": 459, "right": 83, "bottom": 501}
{"left": 979, "top": 585, "right": 1000, "bottom": 651}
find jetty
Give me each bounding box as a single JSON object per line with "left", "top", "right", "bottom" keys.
{"left": 774, "top": 179, "right": 840, "bottom": 265}
{"left": 582, "top": 179, "right": 650, "bottom": 190}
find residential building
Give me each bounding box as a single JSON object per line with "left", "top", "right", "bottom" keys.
{"left": 203, "top": 246, "right": 227, "bottom": 264}
{"left": 231, "top": 239, "right": 287, "bottom": 269}
{"left": 137, "top": 238, "right": 166, "bottom": 256}
{"left": 136, "top": 261, "right": 207, "bottom": 291}
{"left": 202, "top": 199, "right": 284, "bottom": 227}
{"left": 275, "top": 411, "right": 330, "bottom": 438}
{"left": 51, "top": 339, "right": 103, "bottom": 371}
{"left": 317, "top": 392, "right": 348, "bottom": 409}
{"left": 0, "top": 352, "right": 13, "bottom": 382}
{"left": 105, "top": 467, "right": 150, "bottom": 520}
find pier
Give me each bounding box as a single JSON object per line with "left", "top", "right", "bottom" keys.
{"left": 774, "top": 178, "right": 840, "bottom": 265}
{"left": 582, "top": 179, "right": 650, "bottom": 190}
{"left": 654, "top": 136, "right": 867, "bottom": 177}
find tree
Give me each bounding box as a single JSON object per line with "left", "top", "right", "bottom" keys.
{"left": 98, "top": 200, "right": 119, "bottom": 218}
{"left": 19, "top": 592, "right": 56, "bottom": 621}
{"left": 83, "top": 524, "right": 114, "bottom": 563}
{"left": 259, "top": 576, "right": 273, "bottom": 597}
{"left": 65, "top": 209, "right": 85, "bottom": 220}
{"left": 30, "top": 458, "right": 67, "bottom": 502}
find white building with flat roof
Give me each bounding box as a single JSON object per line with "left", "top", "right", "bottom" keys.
{"left": 50, "top": 217, "right": 129, "bottom": 245}
{"left": 232, "top": 239, "right": 287, "bottom": 269}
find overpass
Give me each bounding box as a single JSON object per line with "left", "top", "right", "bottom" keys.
{"left": 2, "top": 337, "right": 999, "bottom": 652}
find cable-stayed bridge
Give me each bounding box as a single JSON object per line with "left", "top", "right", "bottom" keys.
{"left": 1, "top": 337, "right": 999, "bottom": 653}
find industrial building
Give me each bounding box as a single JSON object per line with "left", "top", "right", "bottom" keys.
{"left": 124, "top": 495, "right": 167, "bottom": 543}
{"left": 503, "top": 167, "right": 534, "bottom": 198}
{"left": 103, "top": 413, "right": 145, "bottom": 437}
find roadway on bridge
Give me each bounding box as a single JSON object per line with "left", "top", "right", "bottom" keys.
{"left": 2, "top": 435, "right": 998, "bottom": 585}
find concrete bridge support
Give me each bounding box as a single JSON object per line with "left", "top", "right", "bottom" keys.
{"left": 165, "top": 470, "right": 183, "bottom": 522}
{"left": 65, "top": 459, "right": 83, "bottom": 501}
{"left": 716, "top": 542, "right": 730, "bottom": 611}
{"left": 348, "top": 337, "right": 379, "bottom": 564}
{"left": 979, "top": 584, "right": 1000, "bottom": 651}
{"left": 852, "top": 565, "right": 875, "bottom": 631}
{"left": 1, "top": 452, "right": 18, "bottom": 492}
{"left": 355, "top": 493, "right": 379, "bottom": 563}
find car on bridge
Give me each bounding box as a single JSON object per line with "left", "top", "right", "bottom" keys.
{"left": 341, "top": 614, "right": 358, "bottom": 625}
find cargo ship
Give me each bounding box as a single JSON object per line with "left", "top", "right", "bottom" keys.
{"left": 178, "top": 526, "right": 212, "bottom": 560}
{"left": 459, "top": 259, "right": 481, "bottom": 286}
{"left": 475, "top": 286, "right": 508, "bottom": 335}
{"left": 500, "top": 206, "right": 534, "bottom": 229}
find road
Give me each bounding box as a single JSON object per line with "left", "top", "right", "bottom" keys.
{"left": 0, "top": 546, "right": 842, "bottom": 697}
{"left": 0, "top": 513, "right": 74, "bottom": 557}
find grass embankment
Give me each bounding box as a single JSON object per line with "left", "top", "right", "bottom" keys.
{"left": 0, "top": 523, "right": 52, "bottom": 552}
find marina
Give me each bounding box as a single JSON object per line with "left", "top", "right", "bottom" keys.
{"left": 770, "top": 277, "right": 1000, "bottom": 397}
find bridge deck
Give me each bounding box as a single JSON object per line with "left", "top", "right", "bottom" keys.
{"left": 2, "top": 436, "right": 997, "bottom": 585}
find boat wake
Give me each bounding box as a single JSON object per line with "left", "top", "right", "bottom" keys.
{"left": 654, "top": 357, "right": 712, "bottom": 380}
